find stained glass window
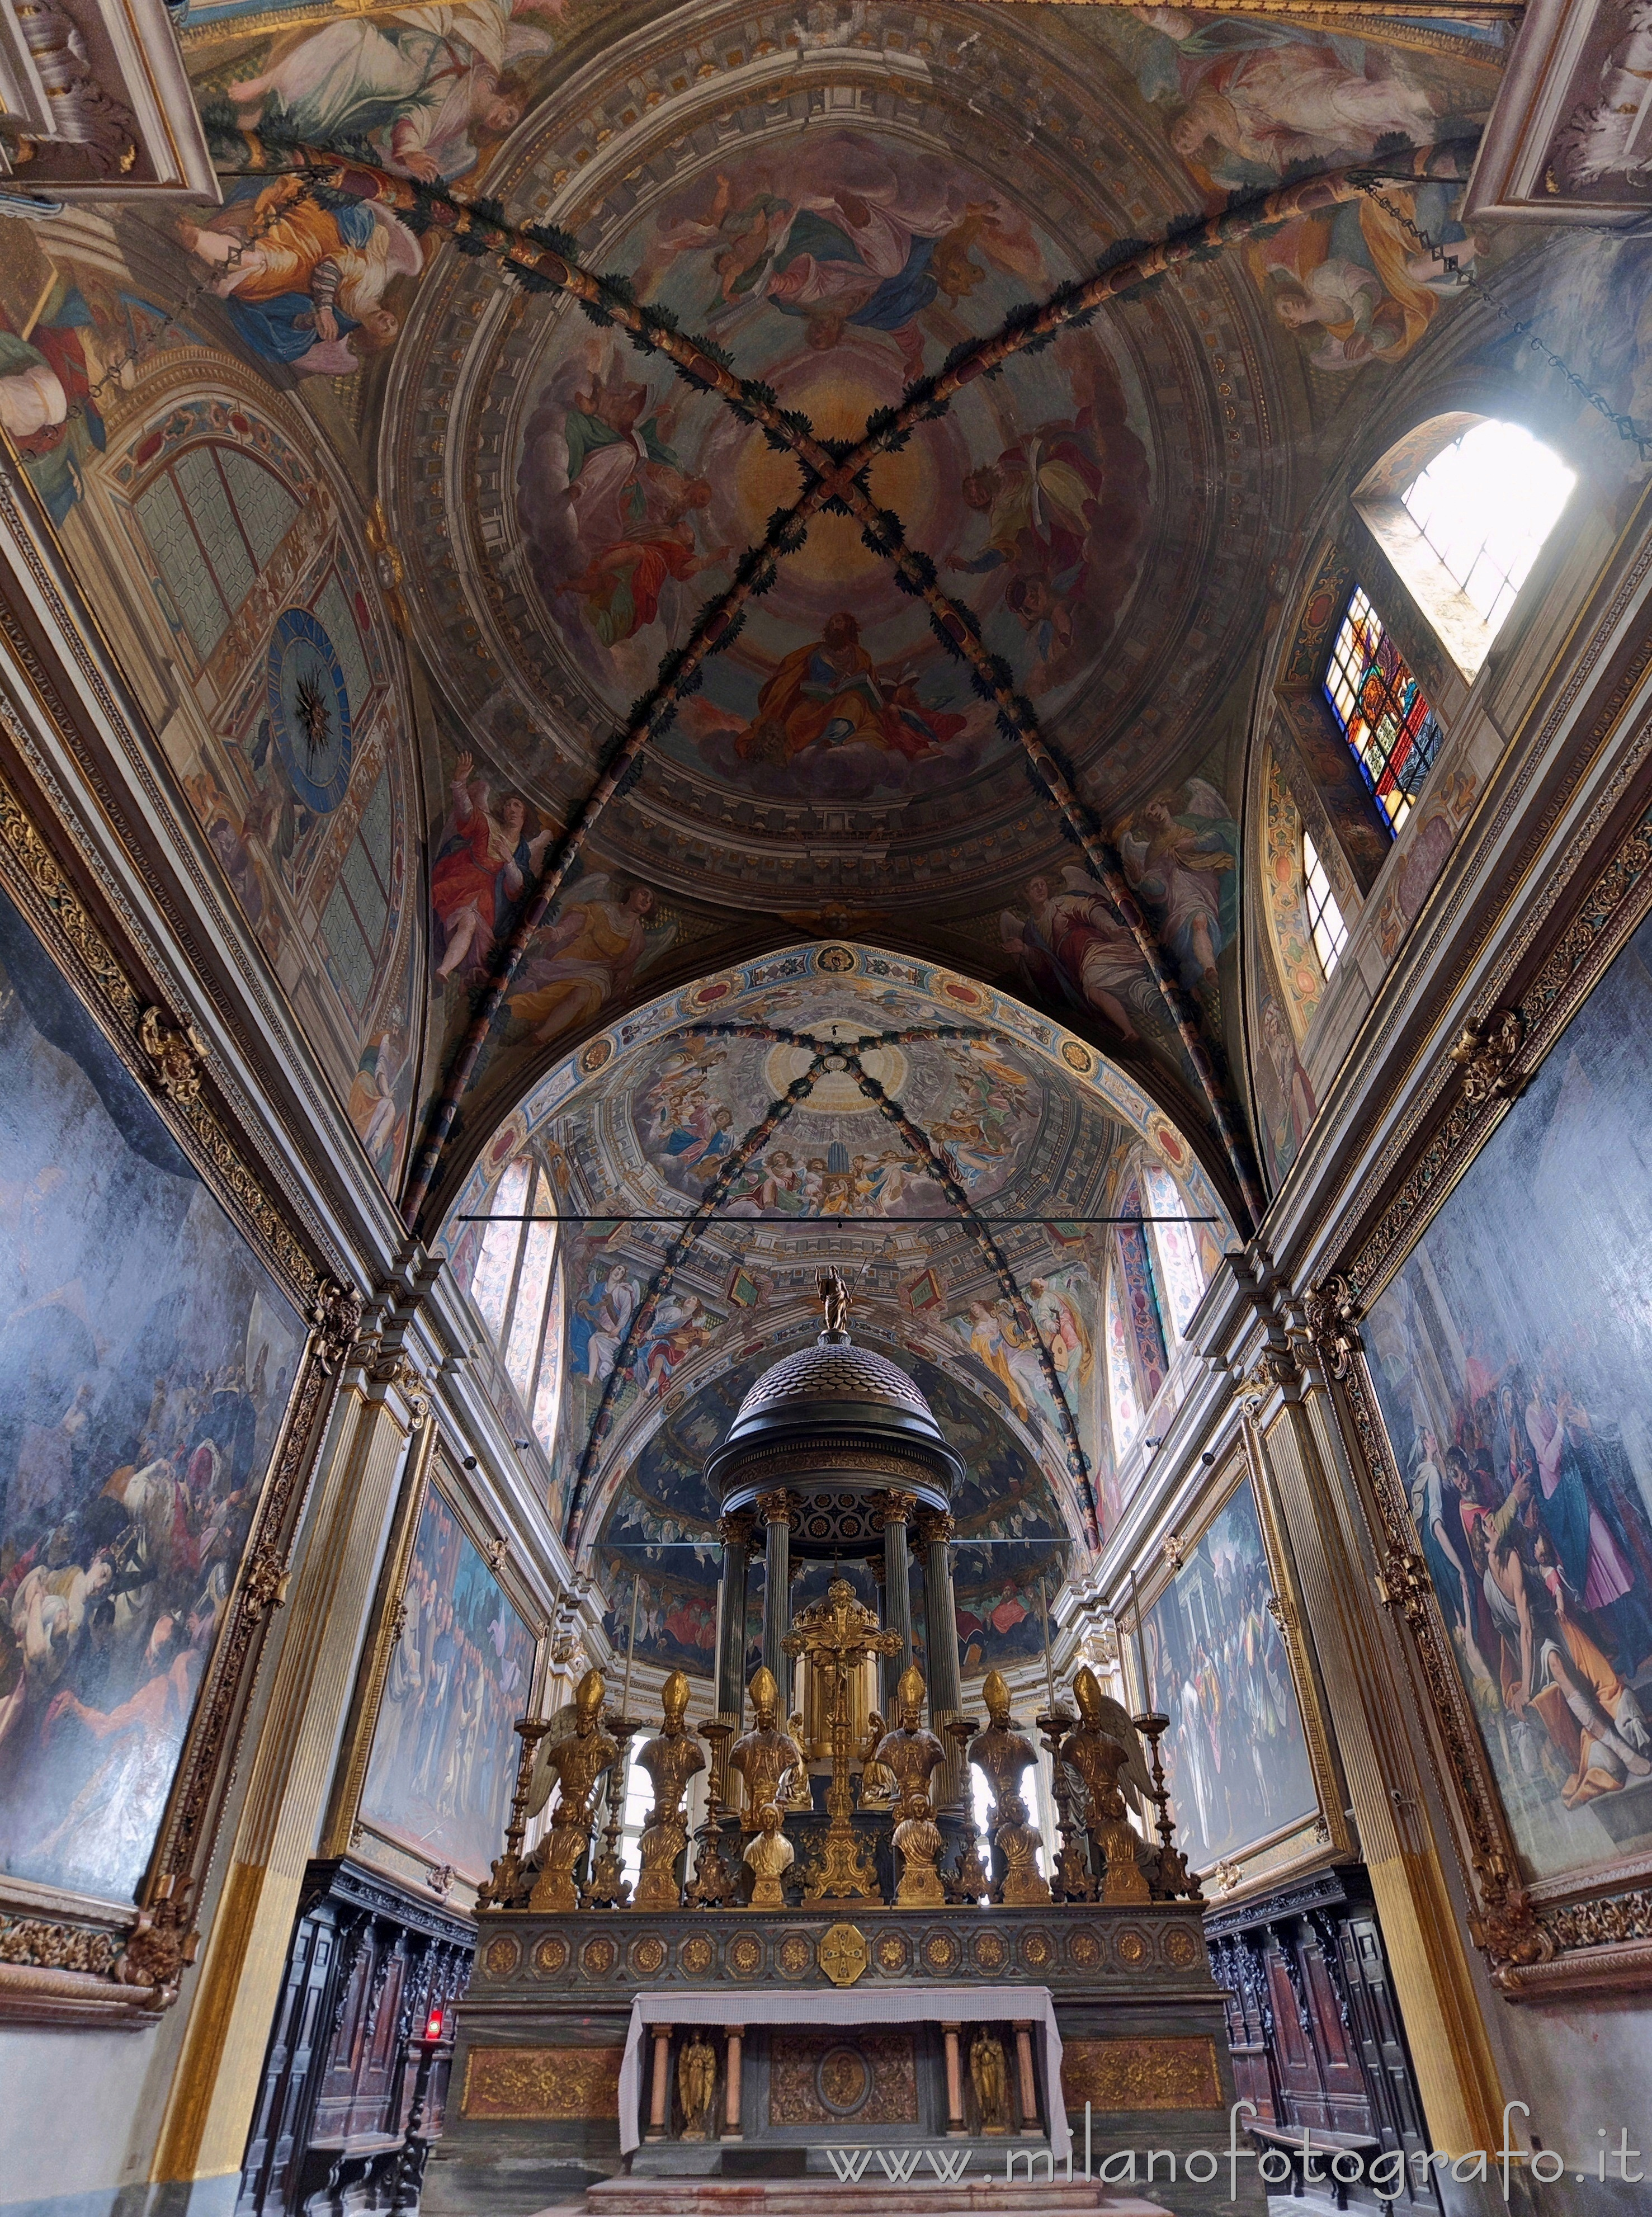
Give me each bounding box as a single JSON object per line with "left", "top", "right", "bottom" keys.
{"left": 1115, "top": 1178, "right": 1168, "bottom": 1401}
{"left": 133, "top": 442, "right": 298, "bottom": 667}
{"left": 1302, "top": 830, "right": 1348, "bottom": 979}
{"left": 1143, "top": 1163, "right": 1205, "bottom": 1341}
{"left": 1401, "top": 420, "right": 1574, "bottom": 642}
{"left": 1323, "top": 587, "right": 1442, "bottom": 836}
{"left": 506, "top": 1218, "right": 556, "bottom": 1405}
{"left": 531, "top": 1264, "right": 565, "bottom": 1459}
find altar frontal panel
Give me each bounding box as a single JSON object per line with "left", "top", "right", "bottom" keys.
{"left": 462, "top": 2044, "right": 625, "bottom": 2120}
{"left": 769, "top": 2031, "right": 918, "bottom": 2126}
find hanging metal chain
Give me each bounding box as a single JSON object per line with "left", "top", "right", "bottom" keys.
{"left": 1355, "top": 173, "right": 1651, "bottom": 460}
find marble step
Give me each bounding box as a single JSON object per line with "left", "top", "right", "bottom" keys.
{"left": 580, "top": 2181, "right": 1169, "bottom": 2215}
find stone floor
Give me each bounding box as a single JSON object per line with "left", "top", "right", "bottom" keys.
{"left": 522, "top": 2187, "right": 1173, "bottom": 2215}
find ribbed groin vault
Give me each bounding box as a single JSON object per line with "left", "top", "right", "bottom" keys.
{"left": 1, "top": 5, "right": 1650, "bottom": 2216}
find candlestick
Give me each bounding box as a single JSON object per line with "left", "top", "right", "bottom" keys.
{"left": 1036, "top": 1574, "right": 1058, "bottom": 1720}
{"left": 620, "top": 1572, "right": 640, "bottom": 1725}
{"left": 1129, "top": 1567, "right": 1150, "bottom": 1716}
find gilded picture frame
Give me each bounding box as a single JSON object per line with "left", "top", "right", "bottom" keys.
{"left": 320, "top": 1441, "right": 545, "bottom": 1903}
{"left": 1132, "top": 1451, "right": 1352, "bottom": 1905}
{"left": 0, "top": 739, "right": 361, "bottom": 2027}
{"left": 1306, "top": 771, "right": 1652, "bottom": 1999}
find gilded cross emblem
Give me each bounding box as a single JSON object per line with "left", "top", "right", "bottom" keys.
{"left": 818, "top": 1922, "right": 869, "bottom": 1988}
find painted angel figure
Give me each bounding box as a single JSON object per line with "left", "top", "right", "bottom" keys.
{"left": 430, "top": 751, "right": 553, "bottom": 983}
{"left": 1119, "top": 779, "right": 1238, "bottom": 993}
{"left": 505, "top": 876, "right": 674, "bottom": 1044}
{"left": 638, "top": 133, "right": 1045, "bottom": 378}
{"left": 223, "top": 0, "right": 568, "bottom": 184}
{"left": 1001, "top": 869, "right": 1151, "bottom": 1040}
{"left": 179, "top": 181, "right": 422, "bottom": 376}
{"left": 555, "top": 359, "right": 729, "bottom": 647}
{"left": 1026, "top": 1270, "right": 1094, "bottom": 1395}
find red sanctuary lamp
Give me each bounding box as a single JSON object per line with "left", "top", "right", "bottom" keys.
{"left": 390, "top": 2001, "right": 453, "bottom": 2210}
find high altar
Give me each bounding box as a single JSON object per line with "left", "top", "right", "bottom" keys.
{"left": 429, "top": 1286, "right": 1250, "bottom": 2212}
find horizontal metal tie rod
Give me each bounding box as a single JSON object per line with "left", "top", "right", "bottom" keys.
{"left": 456, "top": 1213, "right": 1219, "bottom": 1225}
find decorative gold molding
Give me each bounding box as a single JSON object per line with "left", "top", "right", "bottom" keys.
{"left": 1446, "top": 1010, "right": 1526, "bottom": 1106}
{"left": 1337, "top": 1352, "right": 1559, "bottom": 1988}
{"left": 1330, "top": 784, "right": 1652, "bottom": 1314}
{"left": 1238, "top": 1433, "right": 1356, "bottom": 1880}
{"left": 137, "top": 1004, "right": 210, "bottom": 1108}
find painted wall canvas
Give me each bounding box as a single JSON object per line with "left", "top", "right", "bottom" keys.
{"left": 1363, "top": 912, "right": 1652, "bottom": 1884}
{"left": 361, "top": 1480, "right": 534, "bottom": 1880}
{"left": 0, "top": 880, "right": 303, "bottom": 1905}
{"left": 1142, "top": 1475, "right": 1317, "bottom": 1873}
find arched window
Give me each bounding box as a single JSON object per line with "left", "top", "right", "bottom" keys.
{"left": 1323, "top": 586, "right": 1442, "bottom": 837}
{"left": 320, "top": 760, "right": 396, "bottom": 1017}
{"left": 1141, "top": 1162, "right": 1207, "bottom": 1341}
{"left": 1105, "top": 1270, "right": 1143, "bottom": 1459}
{"left": 1301, "top": 829, "right": 1348, "bottom": 979}
{"left": 1400, "top": 420, "right": 1575, "bottom": 642}
{"left": 462, "top": 1148, "right": 564, "bottom": 1457}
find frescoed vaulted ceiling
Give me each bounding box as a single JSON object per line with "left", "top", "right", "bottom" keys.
{"left": 14, "top": 0, "right": 1626, "bottom": 1668}
{"left": 0, "top": 0, "right": 1525, "bottom": 1242}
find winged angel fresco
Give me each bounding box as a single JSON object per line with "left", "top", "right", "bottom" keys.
{"left": 214, "top": 0, "right": 570, "bottom": 183}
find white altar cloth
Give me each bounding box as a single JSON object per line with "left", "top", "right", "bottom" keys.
{"left": 618, "top": 1984, "right": 1068, "bottom": 2159}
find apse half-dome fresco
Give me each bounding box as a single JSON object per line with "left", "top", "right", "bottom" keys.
{"left": 438, "top": 942, "right": 1234, "bottom": 1677}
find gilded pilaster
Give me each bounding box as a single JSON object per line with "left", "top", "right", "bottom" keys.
{"left": 150, "top": 1355, "right": 429, "bottom": 2190}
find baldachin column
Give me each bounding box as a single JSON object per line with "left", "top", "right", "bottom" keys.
{"left": 919, "top": 1508, "right": 966, "bottom": 1812}
{"left": 758, "top": 1489, "right": 794, "bottom": 1713}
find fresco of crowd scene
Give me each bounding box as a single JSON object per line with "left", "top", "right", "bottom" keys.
{"left": 1366, "top": 919, "right": 1652, "bottom": 1879}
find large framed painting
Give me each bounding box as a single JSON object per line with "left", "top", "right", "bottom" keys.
{"left": 1357, "top": 909, "right": 1652, "bottom": 1884}
{"left": 1136, "top": 1464, "right": 1334, "bottom": 1891}
{"left": 0, "top": 790, "right": 345, "bottom": 2013}
{"left": 350, "top": 1463, "right": 537, "bottom": 1888}
{"left": 1321, "top": 796, "right": 1652, "bottom": 1992}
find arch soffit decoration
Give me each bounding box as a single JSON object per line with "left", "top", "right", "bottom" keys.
{"left": 436, "top": 940, "right": 1233, "bottom": 1551}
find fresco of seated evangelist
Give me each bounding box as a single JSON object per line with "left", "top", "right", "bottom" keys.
{"left": 360, "top": 1482, "right": 534, "bottom": 1881}
{"left": 1142, "top": 1476, "right": 1318, "bottom": 1875}
{"left": 0, "top": 883, "right": 302, "bottom": 1905}
{"left": 1364, "top": 913, "right": 1652, "bottom": 1885}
